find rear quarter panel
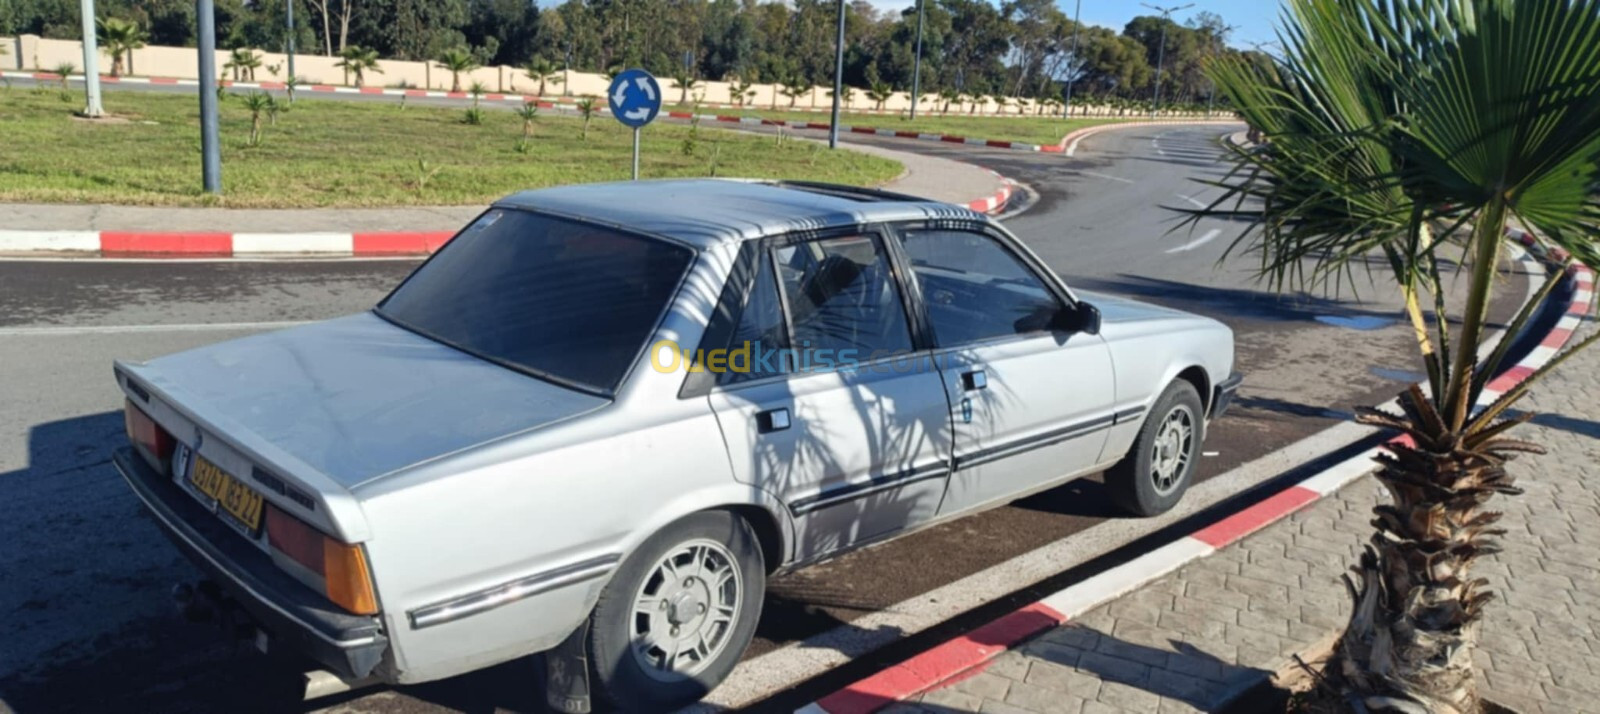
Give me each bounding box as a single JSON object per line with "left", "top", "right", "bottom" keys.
{"left": 351, "top": 391, "right": 787, "bottom": 683}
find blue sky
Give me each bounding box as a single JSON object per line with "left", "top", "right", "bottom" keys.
{"left": 867, "top": 0, "right": 1285, "bottom": 50}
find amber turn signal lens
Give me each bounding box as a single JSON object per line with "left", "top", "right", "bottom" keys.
{"left": 324, "top": 540, "right": 379, "bottom": 615}
{"left": 267, "top": 504, "right": 379, "bottom": 616}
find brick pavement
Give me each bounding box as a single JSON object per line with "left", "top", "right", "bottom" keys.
{"left": 893, "top": 325, "right": 1600, "bottom": 714}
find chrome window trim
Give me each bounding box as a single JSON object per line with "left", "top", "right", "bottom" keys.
{"left": 407, "top": 554, "right": 621, "bottom": 630}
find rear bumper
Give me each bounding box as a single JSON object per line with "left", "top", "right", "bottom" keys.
{"left": 1212, "top": 372, "right": 1243, "bottom": 419}
{"left": 112, "top": 447, "right": 390, "bottom": 680}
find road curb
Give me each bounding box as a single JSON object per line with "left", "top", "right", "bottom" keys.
{"left": 0, "top": 229, "right": 457, "bottom": 258}
{"left": 793, "top": 233, "right": 1592, "bottom": 714}
{"left": 1059, "top": 119, "right": 1243, "bottom": 156}
{"left": 0, "top": 177, "right": 1015, "bottom": 257}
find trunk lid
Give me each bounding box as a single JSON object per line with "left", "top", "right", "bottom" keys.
{"left": 130, "top": 312, "right": 609, "bottom": 491}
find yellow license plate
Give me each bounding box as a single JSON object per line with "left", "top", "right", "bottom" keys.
{"left": 189, "top": 456, "right": 265, "bottom": 533}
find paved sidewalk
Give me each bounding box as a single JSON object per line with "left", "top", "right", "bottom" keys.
{"left": 0, "top": 140, "right": 1005, "bottom": 234}
{"left": 898, "top": 326, "right": 1600, "bottom": 714}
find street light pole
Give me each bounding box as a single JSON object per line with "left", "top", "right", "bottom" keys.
{"left": 285, "top": 0, "right": 296, "bottom": 96}
{"left": 1204, "top": 24, "right": 1236, "bottom": 117}
{"left": 909, "top": 0, "right": 924, "bottom": 120}
{"left": 1141, "top": 2, "right": 1193, "bottom": 120}
{"left": 1062, "top": 0, "right": 1081, "bottom": 119}
{"left": 198, "top": 0, "right": 222, "bottom": 194}
{"left": 828, "top": 0, "right": 845, "bottom": 149}
{"left": 78, "top": 0, "right": 104, "bottom": 117}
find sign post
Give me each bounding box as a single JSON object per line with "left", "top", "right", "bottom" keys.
{"left": 606, "top": 68, "right": 662, "bottom": 181}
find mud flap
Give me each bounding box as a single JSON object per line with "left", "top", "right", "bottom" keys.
{"left": 544, "top": 620, "right": 593, "bottom": 714}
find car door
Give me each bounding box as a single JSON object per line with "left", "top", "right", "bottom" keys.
{"left": 891, "top": 223, "right": 1117, "bottom": 517}
{"left": 704, "top": 230, "right": 955, "bottom": 562}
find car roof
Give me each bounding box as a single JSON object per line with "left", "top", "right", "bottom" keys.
{"left": 493, "top": 178, "right": 987, "bottom": 250}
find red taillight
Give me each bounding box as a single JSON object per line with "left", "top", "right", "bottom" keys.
{"left": 124, "top": 400, "right": 174, "bottom": 473}
{"left": 266, "top": 505, "right": 379, "bottom": 615}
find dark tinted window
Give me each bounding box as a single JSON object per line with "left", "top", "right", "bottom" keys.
{"left": 900, "top": 229, "right": 1063, "bottom": 346}
{"left": 722, "top": 253, "right": 789, "bottom": 384}
{"left": 774, "top": 234, "right": 913, "bottom": 367}
{"left": 378, "top": 209, "right": 692, "bottom": 393}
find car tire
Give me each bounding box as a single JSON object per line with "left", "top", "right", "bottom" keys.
{"left": 587, "top": 511, "right": 766, "bottom": 712}
{"left": 1106, "top": 380, "right": 1204, "bottom": 517}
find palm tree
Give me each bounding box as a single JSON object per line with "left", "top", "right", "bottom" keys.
{"left": 240, "top": 92, "right": 272, "bottom": 146}
{"left": 968, "top": 93, "right": 987, "bottom": 115}
{"left": 223, "top": 47, "right": 262, "bottom": 82}
{"left": 52, "top": 62, "right": 75, "bottom": 91}
{"left": 523, "top": 56, "right": 563, "bottom": 97}
{"left": 782, "top": 78, "right": 810, "bottom": 108}
{"left": 866, "top": 81, "right": 893, "bottom": 111}
{"left": 334, "top": 45, "right": 382, "bottom": 88}
{"left": 575, "top": 96, "right": 597, "bottom": 140}
{"left": 515, "top": 101, "right": 538, "bottom": 142}
{"left": 729, "top": 78, "right": 755, "bottom": 108}
{"left": 670, "top": 68, "right": 700, "bottom": 105}
{"left": 434, "top": 47, "right": 477, "bottom": 93}
{"left": 96, "top": 17, "right": 146, "bottom": 77}
{"left": 825, "top": 86, "right": 854, "bottom": 110}
{"left": 1193, "top": 0, "right": 1600, "bottom": 710}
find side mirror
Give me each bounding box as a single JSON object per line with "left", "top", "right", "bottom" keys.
{"left": 1051, "top": 301, "right": 1101, "bottom": 335}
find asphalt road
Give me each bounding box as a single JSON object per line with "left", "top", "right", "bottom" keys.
{"left": 0, "top": 119, "right": 1524, "bottom": 713}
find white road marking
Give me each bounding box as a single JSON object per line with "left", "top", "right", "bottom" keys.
{"left": 0, "top": 321, "right": 309, "bottom": 337}
{"left": 1165, "top": 228, "right": 1221, "bottom": 254}
{"left": 1079, "top": 171, "right": 1135, "bottom": 184}
{"left": 1178, "top": 194, "right": 1207, "bottom": 209}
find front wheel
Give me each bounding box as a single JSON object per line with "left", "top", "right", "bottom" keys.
{"left": 587, "top": 511, "right": 766, "bottom": 712}
{"left": 1106, "top": 380, "right": 1204, "bottom": 517}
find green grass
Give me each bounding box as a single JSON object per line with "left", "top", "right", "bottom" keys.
{"left": 670, "top": 103, "right": 1127, "bottom": 146}
{"left": 0, "top": 89, "right": 903, "bottom": 208}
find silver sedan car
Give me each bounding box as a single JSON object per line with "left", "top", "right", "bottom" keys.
{"left": 112, "top": 179, "right": 1238, "bottom": 711}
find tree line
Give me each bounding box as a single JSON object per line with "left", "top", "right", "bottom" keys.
{"left": 2, "top": 0, "right": 1266, "bottom": 106}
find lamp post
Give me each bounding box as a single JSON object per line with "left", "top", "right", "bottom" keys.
{"left": 1062, "top": 0, "right": 1081, "bottom": 119}
{"left": 909, "top": 0, "right": 925, "bottom": 119}
{"left": 828, "top": 0, "right": 845, "bottom": 148}
{"left": 78, "top": 0, "right": 104, "bottom": 117}
{"left": 285, "top": 0, "right": 296, "bottom": 97}
{"left": 198, "top": 0, "right": 221, "bottom": 194}
{"left": 1140, "top": 2, "right": 1193, "bottom": 119}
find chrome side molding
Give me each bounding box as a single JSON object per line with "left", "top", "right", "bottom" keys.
{"left": 407, "top": 554, "right": 621, "bottom": 630}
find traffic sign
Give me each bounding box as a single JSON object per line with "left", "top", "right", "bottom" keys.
{"left": 607, "top": 68, "right": 662, "bottom": 129}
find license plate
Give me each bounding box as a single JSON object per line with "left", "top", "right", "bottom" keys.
{"left": 189, "top": 456, "right": 265, "bottom": 534}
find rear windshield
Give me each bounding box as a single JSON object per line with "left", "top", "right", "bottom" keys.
{"left": 376, "top": 209, "right": 694, "bottom": 395}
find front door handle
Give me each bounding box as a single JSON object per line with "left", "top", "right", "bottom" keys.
{"left": 962, "top": 370, "right": 988, "bottom": 391}
{"left": 757, "top": 408, "right": 790, "bottom": 433}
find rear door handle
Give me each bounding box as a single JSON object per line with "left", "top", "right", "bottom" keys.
{"left": 962, "top": 370, "right": 987, "bottom": 391}
{"left": 756, "top": 408, "right": 790, "bottom": 433}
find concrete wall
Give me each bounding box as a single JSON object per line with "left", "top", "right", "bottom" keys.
{"left": 2, "top": 34, "right": 1216, "bottom": 118}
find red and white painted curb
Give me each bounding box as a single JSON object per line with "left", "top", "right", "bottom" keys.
{"left": 797, "top": 238, "right": 1592, "bottom": 714}
{"left": 0, "top": 229, "right": 456, "bottom": 258}
{"left": 0, "top": 181, "right": 1015, "bottom": 258}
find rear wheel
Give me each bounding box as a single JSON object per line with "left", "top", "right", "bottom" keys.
{"left": 588, "top": 511, "right": 765, "bottom": 712}
{"left": 1107, "top": 380, "right": 1204, "bottom": 517}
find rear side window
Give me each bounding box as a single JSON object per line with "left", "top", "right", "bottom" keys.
{"left": 774, "top": 234, "right": 914, "bottom": 368}
{"left": 377, "top": 209, "right": 693, "bottom": 394}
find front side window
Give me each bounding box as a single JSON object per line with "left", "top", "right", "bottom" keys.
{"left": 899, "top": 228, "right": 1064, "bottom": 347}
{"left": 377, "top": 209, "right": 693, "bottom": 394}
{"left": 774, "top": 234, "right": 914, "bottom": 370}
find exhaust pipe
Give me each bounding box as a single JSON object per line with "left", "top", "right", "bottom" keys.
{"left": 171, "top": 581, "right": 215, "bottom": 623}
{"left": 303, "top": 670, "right": 380, "bottom": 701}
